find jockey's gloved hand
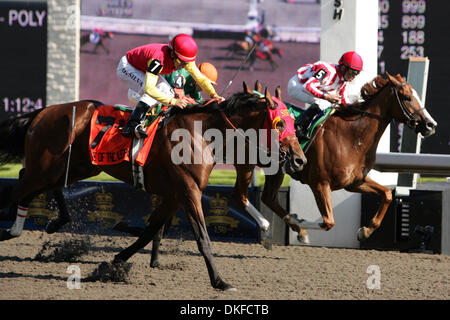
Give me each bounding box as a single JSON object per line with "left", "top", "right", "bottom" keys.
{"left": 170, "top": 96, "right": 190, "bottom": 109}
{"left": 325, "top": 93, "right": 341, "bottom": 104}
{"left": 212, "top": 95, "right": 225, "bottom": 103}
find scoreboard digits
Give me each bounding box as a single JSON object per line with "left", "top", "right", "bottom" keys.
{"left": 378, "top": 0, "right": 450, "bottom": 155}
{"left": 0, "top": 1, "right": 47, "bottom": 121}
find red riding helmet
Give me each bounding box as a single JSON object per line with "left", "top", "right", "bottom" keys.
{"left": 339, "top": 51, "right": 363, "bottom": 71}
{"left": 169, "top": 34, "right": 197, "bottom": 62}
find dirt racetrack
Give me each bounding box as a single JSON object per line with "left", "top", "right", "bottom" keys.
{"left": 0, "top": 230, "right": 448, "bottom": 300}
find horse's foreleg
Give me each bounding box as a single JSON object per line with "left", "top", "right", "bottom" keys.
{"left": 233, "top": 165, "right": 270, "bottom": 230}
{"left": 311, "top": 183, "right": 335, "bottom": 231}
{"left": 233, "top": 165, "right": 272, "bottom": 249}
{"left": 184, "top": 190, "right": 235, "bottom": 291}
{"left": 263, "top": 172, "right": 310, "bottom": 244}
{"left": 345, "top": 176, "right": 392, "bottom": 241}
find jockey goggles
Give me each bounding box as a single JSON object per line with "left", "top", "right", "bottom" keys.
{"left": 174, "top": 56, "right": 187, "bottom": 66}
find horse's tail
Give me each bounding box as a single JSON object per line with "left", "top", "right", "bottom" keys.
{"left": 0, "top": 109, "right": 44, "bottom": 164}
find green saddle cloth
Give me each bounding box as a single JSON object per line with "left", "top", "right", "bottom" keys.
{"left": 285, "top": 102, "right": 334, "bottom": 149}
{"left": 114, "top": 103, "right": 166, "bottom": 127}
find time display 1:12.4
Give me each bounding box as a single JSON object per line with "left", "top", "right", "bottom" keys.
{"left": 2, "top": 96, "right": 43, "bottom": 113}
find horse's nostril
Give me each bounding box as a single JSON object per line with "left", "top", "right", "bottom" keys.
{"left": 295, "top": 157, "right": 305, "bottom": 168}
{"left": 426, "top": 122, "right": 435, "bottom": 130}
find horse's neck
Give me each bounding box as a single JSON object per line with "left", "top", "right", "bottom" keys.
{"left": 343, "top": 94, "right": 392, "bottom": 154}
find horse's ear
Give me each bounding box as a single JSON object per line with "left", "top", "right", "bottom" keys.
{"left": 265, "top": 88, "right": 276, "bottom": 110}
{"left": 255, "top": 80, "right": 262, "bottom": 93}
{"left": 275, "top": 86, "right": 282, "bottom": 100}
{"left": 386, "top": 72, "right": 400, "bottom": 86}
{"left": 243, "top": 82, "right": 252, "bottom": 94}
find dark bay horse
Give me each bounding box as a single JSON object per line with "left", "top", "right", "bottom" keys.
{"left": 0, "top": 83, "right": 306, "bottom": 291}
{"left": 112, "top": 84, "right": 304, "bottom": 267}
{"left": 251, "top": 73, "right": 437, "bottom": 242}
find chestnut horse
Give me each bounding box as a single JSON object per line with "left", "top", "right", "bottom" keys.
{"left": 0, "top": 83, "right": 306, "bottom": 291}
{"left": 251, "top": 73, "right": 437, "bottom": 243}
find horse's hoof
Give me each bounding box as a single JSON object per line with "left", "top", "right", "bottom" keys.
{"left": 111, "top": 221, "right": 128, "bottom": 233}
{"left": 260, "top": 230, "right": 272, "bottom": 250}
{"left": 224, "top": 285, "right": 237, "bottom": 292}
{"left": 357, "top": 227, "right": 371, "bottom": 241}
{"left": 0, "top": 229, "right": 15, "bottom": 241}
{"left": 150, "top": 260, "right": 160, "bottom": 268}
{"left": 215, "top": 280, "right": 236, "bottom": 292}
{"left": 297, "top": 233, "right": 310, "bottom": 245}
{"left": 46, "top": 218, "right": 69, "bottom": 234}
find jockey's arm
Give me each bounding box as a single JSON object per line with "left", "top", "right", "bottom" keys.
{"left": 185, "top": 62, "right": 223, "bottom": 101}
{"left": 304, "top": 78, "right": 326, "bottom": 99}
{"left": 143, "top": 71, "right": 173, "bottom": 105}
{"left": 144, "top": 59, "right": 180, "bottom": 105}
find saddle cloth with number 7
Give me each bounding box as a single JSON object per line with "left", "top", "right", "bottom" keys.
{"left": 88, "top": 104, "right": 162, "bottom": 166}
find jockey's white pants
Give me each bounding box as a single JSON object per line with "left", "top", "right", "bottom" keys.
{"left": 287, "top": 75, "right": 332, "bottom": 111}
{"left": 116, "top": 55, "right": 174, "bottom": 107}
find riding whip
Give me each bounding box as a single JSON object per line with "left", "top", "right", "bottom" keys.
{"left": 220, "top": 44, "right": 257, "bottom": 97}
{"left": 64, "top": 106, "right": 76, "bottom": 188}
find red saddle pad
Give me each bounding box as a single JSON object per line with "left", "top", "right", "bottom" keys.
{"left": 89, "top": 105, "right": 161, "bottom": 166}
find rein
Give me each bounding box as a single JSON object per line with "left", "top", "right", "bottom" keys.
{"left": 344, "top": 105, "right": 388, "bottom": 122}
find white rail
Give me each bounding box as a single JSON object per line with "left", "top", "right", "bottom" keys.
{"left": 375, "top": 152, "right": 450, "bottom": 175}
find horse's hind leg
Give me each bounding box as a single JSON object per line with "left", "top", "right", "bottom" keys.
{"left": 0, "top": 163, "right": 67, "bottom": 240}
{"left": 0, "top": 168, "right": 36, "bottom": 240}
{"left": 149, "top": 221, "right": 172, "bottom": 268}
{"left": 46, "top": 188, "right": 71, "bottom": 234}
{"left": 113, "top": 197, "right": 179, "bottom": 264}
{"left": 111, "top": 219, "right": 168, "bottom": 267}
{"left": 345, "top": 176, "right": 392, "bottom": 241}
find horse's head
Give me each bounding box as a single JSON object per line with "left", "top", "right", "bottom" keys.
{"left": 243, "top": 81, "right": 306, "bottom": 178}
{"left": 386, "top": 72, "right": 437, "bottom": 137}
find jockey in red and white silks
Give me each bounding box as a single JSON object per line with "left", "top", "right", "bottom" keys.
{"left": 288, "top": 61, "right": 351, "bottom": 110}
{"left": 287, "top": 51, "right": 364, "bottom": 139}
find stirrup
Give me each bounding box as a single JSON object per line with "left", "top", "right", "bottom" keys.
{"left": 134, "top": 124, "right": 148, "bottom": 139}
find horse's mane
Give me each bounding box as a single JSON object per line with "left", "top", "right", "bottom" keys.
{"left": 336, "top": 73, "right": 403, "bottom": 116}
{"left": 170, "top": 92, "right": 261, "bottom": 116}
{"left": 359, "top": 74, "right": 391, "bottom": 102}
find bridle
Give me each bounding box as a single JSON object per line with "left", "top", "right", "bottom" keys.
{"left": 392, "top": 83, "right": 425, "bottom": 129}
{"left": 219, "top": 100, "right": 292, "bottom": 164}
{"left": 344, "top": 82, "right": 424, "bottom": 129}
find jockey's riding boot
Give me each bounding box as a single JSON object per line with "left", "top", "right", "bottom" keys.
{"left": 294, "top": 103, "right": 321, "bottom": 139}
{"left": 122, "top": 101, "right": 150, "bottom": 139}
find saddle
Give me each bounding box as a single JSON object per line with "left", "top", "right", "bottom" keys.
{"left": 286, "top": 102, "right": 334, "bottom": 148}
{"left": 89, "top": 104, "right": 172, "bottom": 190}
